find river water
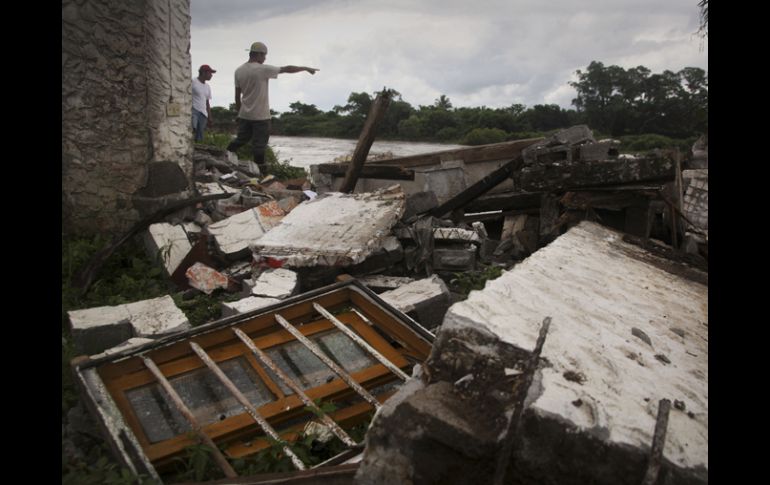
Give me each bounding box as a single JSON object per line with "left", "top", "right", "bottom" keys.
{"left": 268, "top": 136, "right": 466, "bottom": 169}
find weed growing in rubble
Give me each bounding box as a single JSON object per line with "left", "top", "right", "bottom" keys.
{"left": 450, "top": 265, "right": 504, "bottom": 296}
{"left": 197, "top": 131, "right": 308, "bottom": 179}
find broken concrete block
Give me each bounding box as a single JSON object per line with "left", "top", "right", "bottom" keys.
{"left": 358, "top": 275, "right": 416, "bottom": 292}
{"left": 522, "top": 125, "right": 596, "bottom": 165}
{"left": 207, "top": 207, "right": 269, "bottom": 258}
{"left": 144, "top": 223, "right": 192, "bottom": 276}
{"left": 379, "top": 275, "right": 450, "bottom": 330}
{"left": 578, "top": 140, "right": 620, "bottom": 161}
{"left": 682, "top": 169, "right": 708, "bottom": 239}
{"left": 402, "top": 191, "right": 439, "bottom": 221}
{"left": 186, "top": 262, "right": 237, "bottom": 295}
{"left": 394, "top": 226, "right": 482, "bottom": 245}
{"left": 251, "top": 268, "right": 298, "bottom": 299}
{"left": 348, "top": 236, "right": 404, "bottom": 276}
{"left": 251, "top": 185, "right": 405, "bottom": 267}
{"left": 221, "top": 296, "right": 281, "bottom": 317}
{"left": 124, "top": 295, "right": 191, "bottom": 338}
{"left": 520, "top": 156, "right": 676, "bottom": 192}
{"left": 438, "top": 221, "right": 706, "bottom": 484}
{"left": 89, "top": 338, "right": 155, "bottom": 360}
{"left": 433, "top": 246, "right": 476, "bottom": 272}
{"left": 253, "top": 200, "right": 286, "bottom": 232}
{"left": 68, "top": 295, "right": 191, "bottom": 355}
{"left": 68, "top": 306, "right": 134, "bottom": 356}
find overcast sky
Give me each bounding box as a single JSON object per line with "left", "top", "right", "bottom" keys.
{"left": 190, "top": 0, "right": 707, "bottom": 113}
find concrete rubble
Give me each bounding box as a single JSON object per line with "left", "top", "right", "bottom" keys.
{"left": 250, "top": 185, "right": 406, "bottom": 267}
{"left": 356, "top": 221, "right": 707, "bottom": 485}
{"left": 68, "top": 126, "right": 707, "bottom": 483}
{"left": 68, "top": 295, "right": 190, "bottom": 355}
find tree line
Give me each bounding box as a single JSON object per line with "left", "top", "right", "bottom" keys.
{"left": 210, "top": 60, "right": 707, "bottom": 147}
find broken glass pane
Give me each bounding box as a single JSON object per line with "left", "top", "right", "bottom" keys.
{"left": 126, "top": 357, "right": 275, "bottom": 443}
{"left": 265, "top": 329, "right": 376, "bottom": 395}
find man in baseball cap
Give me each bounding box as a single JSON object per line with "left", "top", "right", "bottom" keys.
{"left": 226, "top": 41, "right": 319, "bottom": 176}
{"left": 192, "top": 65, "right": 216, "bottom": 141}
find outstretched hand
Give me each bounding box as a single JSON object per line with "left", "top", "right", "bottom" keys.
{"left": 307, "top": 67, "right": 319, "bottom": 75}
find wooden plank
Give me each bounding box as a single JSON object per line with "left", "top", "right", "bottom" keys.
{"left": 340, "top": 90, "right": 393, "bottom": 193}
{"left": 641, "top": 399, "right": 672, "bottom": 485}
{"left": 317, "top": 163, "right": 415, "bottom": 180}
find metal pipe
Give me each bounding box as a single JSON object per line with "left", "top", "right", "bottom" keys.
{"left": 232, "top": 328, "right": 358, "bottom": 447}
{"left": 313, "top": 303, "right": 409, "bottom": 381}
{"left": 188, "top": 342, "right": 306, "bottom": 471}
{"left": 273, "top": 314, "right": 382, "bottom": 409}
{"left": 140, "top": 356, "right": 238, "bottom": 479}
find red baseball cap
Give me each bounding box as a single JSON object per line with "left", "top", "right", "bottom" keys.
{"left": 199, "top": 64, "right": 217, "bottom": 73}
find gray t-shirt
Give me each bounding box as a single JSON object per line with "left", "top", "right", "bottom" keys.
{"left": 234, "top": 62, "right": 280, "bottom": 120}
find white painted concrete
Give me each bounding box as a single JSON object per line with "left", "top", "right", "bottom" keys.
{"left": 250, "top": 186, "right": 405, "bottom": 267}
{"left": 442, "top": 221, "right": 708, "bottom": 471}
{"left": 380, "top": 275, "right": 449, "bottom": 314}
{"left": 124, "top": 295, "right": 191, "bottom": 337}
{"left": 221, "top": 296, "right": 281, "bottom": 317}
{"left": 208, "top": 208, "right": 268, "bottom": 256}
{"left": 145, "top": 223, "right": 192, "bottom": 276}
{"left": 252, "top": 268, "right": 299, "bottom": 299}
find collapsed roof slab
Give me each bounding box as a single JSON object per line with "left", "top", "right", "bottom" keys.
{"left": 250, "top": 186, "right": 405, "bottom": 268}
{"left": 442, "top": 221, "right": 708, "bottom": 483}
{"left": 358, "top": 221, "right": 707, "bottom": 485}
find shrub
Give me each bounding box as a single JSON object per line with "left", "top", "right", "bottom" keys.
{"left": 461, "top": 127, "right": 508, "bottom": 145}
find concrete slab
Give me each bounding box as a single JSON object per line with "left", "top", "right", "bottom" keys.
{"left": 250, "top": 186, "right": 405, "bottom": 267}
{"left": 124, "top": 295, "right": 191, "bottom": 338}
{"left": 68, "top": 306, "right": 133, "bottom": 356}
{"left": 442, "top": 221, "right": 707, "bottom": 478}
{"left": 251, "top": 268, "right": 299, "bottom": 299}
{"left": 144, "top": 223, "right": 192, "bottom": 276}
{"left": 380, "top": 275, "right": 451, "bottom": 330}
{"left": 221, "top": 296, "right": 281, "bottom": 317}
{"left": 68, "top": 295, "right": 191, "bottom": 354}
{"left": 207, "top": 207, "right": 269, "bottom": 257}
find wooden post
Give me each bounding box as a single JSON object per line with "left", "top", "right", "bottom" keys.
{"left": 340, "top": 90, "right": 393, "bottom": 193}
{"left": 641, "top": 398, "right": 672, "bottom": 485}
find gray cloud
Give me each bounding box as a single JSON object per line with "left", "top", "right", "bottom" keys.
{"left": 190, "top": 0, "right": 707, "bottom": 112}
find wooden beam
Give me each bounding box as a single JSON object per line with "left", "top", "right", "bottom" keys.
{"left": 340, "top": 90, "right": 393, "bottom": 193}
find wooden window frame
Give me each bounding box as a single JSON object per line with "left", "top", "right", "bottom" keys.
{"left": 100, "top": 311, "right": 410, "bottom": 466}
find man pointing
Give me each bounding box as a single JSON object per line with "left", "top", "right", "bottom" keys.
{"left": 226, "top": 41, "right": 319, "bottom": 176}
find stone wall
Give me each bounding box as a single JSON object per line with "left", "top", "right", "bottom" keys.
{"left": 62, "top": 0, "right": 193, "bottom": 235}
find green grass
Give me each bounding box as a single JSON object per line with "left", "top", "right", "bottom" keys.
{"left": 196, "top": 131, "right": 308, "bottom": 180}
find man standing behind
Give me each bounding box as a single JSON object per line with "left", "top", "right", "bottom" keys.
{"left": 226, "top": 42, "right": 318, "bottom": 176}
{"left": 192, "top": 64, "right": 216, "bottom": 142}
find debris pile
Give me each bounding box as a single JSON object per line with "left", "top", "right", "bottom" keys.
{"left": 66, "top": 126, "right": 707, "bottom": 484}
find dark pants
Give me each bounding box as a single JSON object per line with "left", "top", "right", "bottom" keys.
{"left": 227, "top": 118, "right": 270, "bottom": 173}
